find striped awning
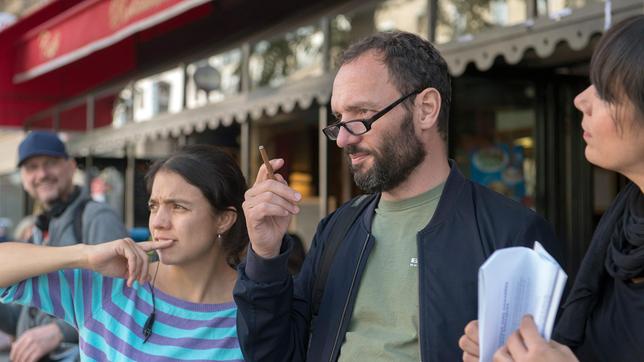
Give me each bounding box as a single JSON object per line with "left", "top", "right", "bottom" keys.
{"left": 439, "top": 0, "right": 642, "bottom": 76}
{"left": 66, "top": 74, "right": 334, "bottom": 156}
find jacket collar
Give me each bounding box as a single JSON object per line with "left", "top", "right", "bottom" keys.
{"left": 359, "top": 159, "right": 467, "bottom": 232}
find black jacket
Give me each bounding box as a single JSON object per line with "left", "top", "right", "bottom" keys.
{"left": 234, "top": 161, "right": 563, "bottom": 361}
{"left": 554, "top": 182, "right": 644, "bottom": 361}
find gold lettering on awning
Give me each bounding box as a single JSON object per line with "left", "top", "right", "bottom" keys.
{"left": 109, "top": 0, "right": 170, "bottom": 29}
{"left": 38, "top": 31, "right": 61, "bottom": 60}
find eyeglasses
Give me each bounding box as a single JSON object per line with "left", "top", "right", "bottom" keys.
{"left": 323, "top": 90, "right": 420, "bottom": 141}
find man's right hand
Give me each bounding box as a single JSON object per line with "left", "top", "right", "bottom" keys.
{"left": 242, "top": 158, "right": 301, "bottom": 258}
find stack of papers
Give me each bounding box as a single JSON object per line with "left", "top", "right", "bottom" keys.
{"left": 478, "top": 242, "right": 567, "bottom": 362}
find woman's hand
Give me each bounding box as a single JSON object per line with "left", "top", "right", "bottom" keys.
{"left": 493, "top": 316, "right": 578, "bottom": 362}
{"left": 85, "top": 238, "right": 173, "bottom": 287}
{"left": 459, "top": 320, "right": 480, "bottom": 362}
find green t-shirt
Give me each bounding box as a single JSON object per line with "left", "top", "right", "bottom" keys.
{"left": 338, "top": 183, "right": 444, "bottom": 362}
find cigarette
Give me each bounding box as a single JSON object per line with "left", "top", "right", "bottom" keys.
{"left": 258, "top": 145, "right": 275, "bottom": 180}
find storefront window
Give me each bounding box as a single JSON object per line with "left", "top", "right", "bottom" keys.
{"left": 331, "top": 0, "right": 429, "bottom": 66}
{"left": 93, "top": 91, "right": 119, "bottom": 129}
{"left": 436, "top": 0, "right": 528, "bottom": 44}
{"left": 186, "top": 48, "right": 242, "bottom": 109}
{"left": 250, "top": 107, "right": 320, "bottom": 243}
{"left": 111, "top": 88, "right": 133, "bottom": 128}
{"left": 373, "top": 0, "right": 429, "bottom": 34}
{"left": 537, "top": 0, "right": 603, "bottom": 19}
{"left": 249, "top": 25, "right": 324, "bottom": 89}
{"left": 52, "top": 95, "right": 115, "bottom": 131}
{"left": 132, "top": 67, "right": 184, "bottom": 122}
{"left": 451, "top": 77, "right": 537, "bottom": 208}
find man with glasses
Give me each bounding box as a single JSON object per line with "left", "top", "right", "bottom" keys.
{"left": 235, "top": 31, "right": 563, "bottom": 361}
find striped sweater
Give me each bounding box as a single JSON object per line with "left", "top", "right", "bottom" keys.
{"left": 0, "top": 269, "right": 243, "bottom": 361}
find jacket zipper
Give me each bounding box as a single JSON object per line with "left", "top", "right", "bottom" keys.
{"left": 417, "top": 235, "right": 425, "bottom": 361}
{"left": 328, "top": 232, "right": 371, "bottom": 361}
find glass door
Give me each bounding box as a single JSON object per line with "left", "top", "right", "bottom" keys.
{"left": 450, "top": 76, "right": 539, "bottom": 209}
{"left": 536, "top": 73, "right": 597, "bottom": 280}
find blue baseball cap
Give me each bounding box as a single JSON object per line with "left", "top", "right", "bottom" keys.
{"left": 17, "top": 131, "right": 69, "bottom": 167}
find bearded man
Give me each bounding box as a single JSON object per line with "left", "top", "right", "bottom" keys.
{"left": 235, "top": 31, "right": 564, "bottom": 362}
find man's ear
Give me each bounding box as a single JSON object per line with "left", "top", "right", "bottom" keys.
{"left": 416, "top": 88, "right": 441, "bottom": 131}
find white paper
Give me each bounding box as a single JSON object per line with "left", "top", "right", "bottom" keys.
{"left": 478, "top": 241, "right": 567, "bottom": 362}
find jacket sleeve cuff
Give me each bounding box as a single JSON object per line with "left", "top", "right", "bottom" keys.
{"left": 245, "top": 237, "right": 292, "bottom": 283}
{"left": 54, "top": 320, "right": 78, "bottom": 343}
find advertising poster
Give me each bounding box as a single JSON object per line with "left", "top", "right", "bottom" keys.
{"left": 470, "top": 144, "right": 526, "bottom": 203}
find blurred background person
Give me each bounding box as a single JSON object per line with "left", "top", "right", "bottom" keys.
{"left": 0, "top": 131, "right": 127, "bottom": 362}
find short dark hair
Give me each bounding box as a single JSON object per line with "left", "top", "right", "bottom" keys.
{"left": 590, "top": 15, "right": 644, "bottom": 129}
{"left": 145, "top": 145, "right": 248, "bottom": 268}
{"left": 338, "top": 31, "right": 452, "bottom": 140}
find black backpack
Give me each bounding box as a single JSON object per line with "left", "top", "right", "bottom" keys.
{"left": 72, "top": 198, "right": 92, "bottom": 243}
{"left": 32, "top": 194, "right": 92, "bottom": 244}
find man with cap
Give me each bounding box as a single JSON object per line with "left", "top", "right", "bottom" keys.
{"left": 0, "top": 131, "right": 128, "bottom": 362}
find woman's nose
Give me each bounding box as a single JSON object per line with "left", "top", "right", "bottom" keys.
{"left": 573, "top": 85, "right": 593, "bottom": 115}
{"left": 150, "top": 208, "right": 171, "bottom": 230}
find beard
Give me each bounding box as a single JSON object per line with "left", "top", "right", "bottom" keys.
{"left": 346, "top": 113, "right": 426, "bottom": 193}
{"left": 32, "top": 177, "right": 64, "bottom": 206}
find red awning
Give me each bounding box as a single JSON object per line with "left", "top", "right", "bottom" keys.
{"left": 0, "top": 0, "right": 212, "bottom": 128}
{"left": 14, "top": 0, "right": 211, "bottom": 83}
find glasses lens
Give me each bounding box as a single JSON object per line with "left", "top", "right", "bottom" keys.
{"left": 323, "top": 125, "right": 340, "bottom": 140}
{"left": 345, "top": 121, "right": 367, "bottom": 135}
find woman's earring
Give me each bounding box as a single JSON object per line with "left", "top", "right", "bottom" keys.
{"left": 217, "top": 234, "right": 222, "bottom": 241}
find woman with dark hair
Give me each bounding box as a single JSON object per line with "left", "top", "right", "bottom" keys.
{"left": 0, "top": 145, "right": 248, "bottom": 361}
{"left": 459, "top": 15, "right": 644, "bottom": 362}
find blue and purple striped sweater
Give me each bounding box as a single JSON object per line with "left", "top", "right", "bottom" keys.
{"left": 0, "top": 269, "right": 243, "bottom": 361}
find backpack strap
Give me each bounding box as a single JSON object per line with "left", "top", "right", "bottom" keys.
{"left": 73, "top": 198, "right": 92, "bottom": 243}
{"left": 311, "top": 194, "right": 376, "bottom": 317}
